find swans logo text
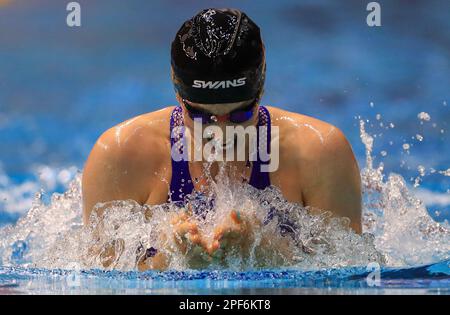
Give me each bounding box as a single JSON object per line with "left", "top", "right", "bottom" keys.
{"left": 192, "top": 77, "right": 246, "bottom": 89}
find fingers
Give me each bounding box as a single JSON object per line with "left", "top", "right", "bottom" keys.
{"left": 170, "top": 211, "right": 188, "bottom": 225}
{"left": 174, "top": 221, "right": 198, "bottom": 248}
{"left": 230, "top": 210, "right": 242, "bottom": 224}
{"left": 213, "top": 226, "right": 224, "bottom": 241}
{"left": 213, "top": 212, "right": 243, "bottom": 240}
{"left": 188, "top": 232, "right": 207, "bottom": 249}
{"left": 176, "top": 221, "right": 198, "bottom": 235}
{"left": 209, "top": 212, "right": 246, "bottom": 256}
{"left": 172, "top": 209, "right": 248, "bottom": 260}
{"left": 173, "top": 217, "right": 213, "bottom": 255}
{"left": 206, "top": 239, "right": 220, "bottom": 255}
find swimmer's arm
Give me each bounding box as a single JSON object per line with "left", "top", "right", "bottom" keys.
{"left": 82, "top": 128, "right": 149, "bottom": 225}
{"left": 82, "top": 128, "right": 172, "bottom": 270}
{"left": 301, "top": 128, "right": 362, "bottom": 233}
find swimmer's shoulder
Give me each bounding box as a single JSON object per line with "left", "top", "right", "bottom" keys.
{"left": 89, "top": 106, "right": 176, "bottom": 170}
{"left": 265, "top": 105, "right": 352, "bottom": 161}
{"left": 82, "top": 106, "right": 175, "bottom": 212}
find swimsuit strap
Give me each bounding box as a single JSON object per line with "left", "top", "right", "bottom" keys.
{"left": 248, "top": 106, "right": 271, "bottom": 189}
{"left": 169, "top": 106, "right": 194, "bottom": 203}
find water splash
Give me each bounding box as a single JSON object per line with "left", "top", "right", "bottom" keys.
{"left": 359, "top": 121, "right": 449, "bottom": 266}
{"left": 417, "top": 112, "right": 431, "bottom": 122}
{"left": 0, "top": 121, "right": 448, "bottom": 272}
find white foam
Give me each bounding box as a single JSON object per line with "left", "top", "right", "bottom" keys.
{"left": 414, "top": 188, "right": 450, "bottom": 207}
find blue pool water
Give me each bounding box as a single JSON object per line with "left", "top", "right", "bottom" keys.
{"left": 1, "top": 260, "right": 449, "bottom": 294}
{"left": 0, "top": 0, "right": 449, "bottom": 294}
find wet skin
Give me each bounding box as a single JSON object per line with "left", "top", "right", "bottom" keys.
{"left": 82, "top": 97, "right": 362, "bottom": 270}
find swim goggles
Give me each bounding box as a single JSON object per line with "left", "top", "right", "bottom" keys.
{"left": 182, "top": 99, "right": 258, "bottom": 124}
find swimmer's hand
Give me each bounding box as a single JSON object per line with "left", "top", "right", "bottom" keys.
{"left": 137, "top": 210, "right": 216, "bottom": 271}
{"left": 209, "top": 210, "right": 252, "bottom": 261}
{"left": 170, "top": 211, "right": 214, "bottom": 268}
{"left": 136, "top": 210, "right": 208, "bottom": 271}
{"left": 171, "top": 212, "right": 206, "bottom": 253}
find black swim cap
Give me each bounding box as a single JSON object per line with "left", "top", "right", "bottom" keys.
{"left": 171, "top": 8, "right": 266, "bottom": 104}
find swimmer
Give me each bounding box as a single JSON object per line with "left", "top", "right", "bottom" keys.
{"left": 82, "top": 8, "right": 362, "bottom": 270}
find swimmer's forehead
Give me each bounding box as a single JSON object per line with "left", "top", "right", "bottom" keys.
{"left": 186, "top": 99, "right": 254, "bottom": 115}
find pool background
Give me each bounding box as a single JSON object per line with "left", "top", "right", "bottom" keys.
{"left": 0, "top": 0, "right": 449, "bottom": 295}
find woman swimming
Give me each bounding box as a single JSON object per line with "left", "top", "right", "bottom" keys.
{"left": 82, "top": 8, "right": 362, "bottom": 270}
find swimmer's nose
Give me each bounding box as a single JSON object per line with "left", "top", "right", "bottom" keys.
{"left": 215, "top": 115, "right": 229, "bottom": 123}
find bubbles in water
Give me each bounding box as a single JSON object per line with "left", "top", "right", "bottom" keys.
{"left": 418, "top": 165, "right": 426, "bottom": 177}
{"left": 10, "top": 240, "right": 28, "bottom": 265}
{"left": 413, "top": 165, "right": 426, "bottom": 188}
{"left": 439, "top": 168, "right": 450, "bottom": 177}
{"left": 402, "top": 143, "right": 410, "bottom": 151}
{"left": 417, "top": 112, "right": 431, "bottom": 122}
{"left": 416, "top": 134, "right": 424, "bottom": 142}
{"left": 359, "top": 122, "right": 449, "bottom": 266}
